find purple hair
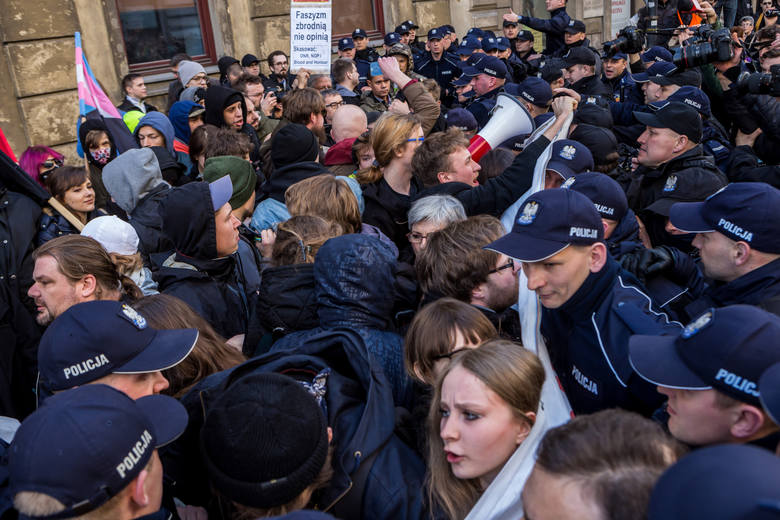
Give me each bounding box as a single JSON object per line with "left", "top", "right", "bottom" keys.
{"left": 19, "top": 146, "right": 64, "bottom": 188}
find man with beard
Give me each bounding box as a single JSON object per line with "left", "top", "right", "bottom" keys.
{"left": 416, "top": 215, "right": 522, "bottom": 341}
{"left": 28, "top": 235, "right": 138, "bottom": 327}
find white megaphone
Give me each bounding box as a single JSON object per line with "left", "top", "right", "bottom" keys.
{"left": 468, "top": 93, "right": 536, "bottom": 162}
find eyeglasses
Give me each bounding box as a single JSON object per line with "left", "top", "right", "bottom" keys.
{"left": 432, "top": 347, "right": 470, "bottom": 361}
{"left": 41, "top": 158, "right": 63, "bottom": 170}
{"left": 488, "top": 259, "right": 515, "bottom": 274}
{"left": 406, "top": 231, "right": 430, "bottom": 243}
{"left": 407, "top": 137, "right": 425, "bottom": 142}
{"left": 325, "top": 100, "right": 346, "bottom": 109}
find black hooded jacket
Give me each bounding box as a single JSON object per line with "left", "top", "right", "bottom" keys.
{"left": 156, "top": 182, "right": 249, "bottom": 339}
{"left": 262, "top": 161, "right": 332, "bottom": 203}
{"left": 204, "top": 86, "right": 263, "bottom": 168}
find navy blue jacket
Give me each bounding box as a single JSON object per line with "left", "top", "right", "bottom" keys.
{"left": 603, "top": 69, "right": 643, "bottom": 104}
{"left": 271, "top": 235, "right": 414, "bottom": 408}
{"left": 414, "top": 52, "right": 461, "bottom": 103}
{"left": 519, "top": 7, "right": 571, "bottom": 55}
{"left": 465, "top": 85, "right": 503, "bottom": 129}
{"left": 678, "top": 257, "right": 780, "bottom": 321}
{"left": 541, "top": 256, "right": 682, "bottom": 415}
{"left": 162, "top": 328, "right": 427, "bottom": 520}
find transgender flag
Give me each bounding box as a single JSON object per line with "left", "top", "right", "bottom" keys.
{"left": 75, "top": 32, "right": 137, "bottom": 156}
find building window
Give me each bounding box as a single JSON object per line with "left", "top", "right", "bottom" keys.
{"left": 332, "top": 0, "right": 385, "bottom": 39}
{"left": 116, "top": 0, "right": 217, "bottom": 72}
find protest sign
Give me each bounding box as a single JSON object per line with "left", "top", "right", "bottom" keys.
{"left": 290, "top": 0, "right": 332, "bottom": 73}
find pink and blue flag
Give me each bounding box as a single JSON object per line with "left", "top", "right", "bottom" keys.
{"left": 75, "top": 31, "right": 137, "bottom": 156}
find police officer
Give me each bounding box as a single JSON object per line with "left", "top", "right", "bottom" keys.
{"left": 414, "top": 26, "right": 461, "bottom": 106}
{"left": 630, "top": 304, "right": 780, "bottom": 448}
{"left": 462, "top": 55, "right": 508, "bottom": 128}
{"left": 403, "top": 19, "right": 426, "bottom": 54}
{"left": 505, "top": 77, "right": 554, "bottom": 127}
{"left": 651, "top": 182, "right": 780, "bottom": 319}
{"left": 502, "top": 0, "right": 571, "bottom": 56}
{"left": 352, "top": 28, "right": 379, "bottom": 62}
{"left": 602, "top": 52, "right": 642, "bottom": 104}
{"left": 9, "top": 384, "right": 187, "bottom": 520}
{"left": 627, "top": 102, "right": 726, "bottom": 245}
{"left": 485, "top": 188, "right": 681, "bottom": 415}
{"left": 562, "top": 47, "right": 611, "bottom": 97}
{"left": 454, "top": 35, "right": 482, "bottom": 61}
{"left": 36, "top": 300, "right": 197, "bottom": 400}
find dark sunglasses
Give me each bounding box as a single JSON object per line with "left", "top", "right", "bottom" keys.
{"left": 41, "top": 158, "right": 63, "bottom": 170}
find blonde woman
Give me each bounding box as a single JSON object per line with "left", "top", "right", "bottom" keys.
{"left": 360, "top": 112, "right": 423, "bottom": 258}
{"left": 428, "top": 339, "right": 544, "bottom": 519}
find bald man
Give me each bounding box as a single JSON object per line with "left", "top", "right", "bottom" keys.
{"left": 325, "top": 104, "right": 368, "bottom": 175}
{"left": 331, "top": 104, "right": 368, "bottom": 143}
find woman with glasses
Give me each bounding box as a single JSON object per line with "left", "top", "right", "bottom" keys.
{"left": 18, "top": 146, "right": 64, "bottom": 189}
{"left": 360, "top": 112, "right": 425, "bottom": 261}
{"left": 36, "top": 166, "right": 103, "bottom": 246}
{"left": 427, "top": 340, "right": 545, "bottom": 519}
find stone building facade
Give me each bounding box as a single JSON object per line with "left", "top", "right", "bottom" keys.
{"left": 0, "top": 0, "right": 639, "bottom": 160}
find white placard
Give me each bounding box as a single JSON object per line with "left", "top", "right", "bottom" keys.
{"left": 611, "top": 0, "right": 632, "bottom": 34}
{"left": 290, "top": 2, "right": 332, "bottom": 73}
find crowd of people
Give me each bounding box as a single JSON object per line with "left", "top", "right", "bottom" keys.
{"left": 2, "top": 0, "right": 780, "bottom": 517}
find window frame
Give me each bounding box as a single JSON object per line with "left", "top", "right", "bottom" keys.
{"left": 115, "top": 0, "right": 218, "bottom": 74}
{"left": 331, "top": 0, "right": 386, "bottom": 40}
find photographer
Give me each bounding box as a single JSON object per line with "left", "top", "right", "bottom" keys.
{"left": 724, "top": 63, "right": 780, "bottom": 186}
{"left": 716, "top": 41, "right": 780, "bottom": 176}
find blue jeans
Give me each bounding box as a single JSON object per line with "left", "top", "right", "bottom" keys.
{"left": 716, "top": 0, "right": 738, "bottom": 28}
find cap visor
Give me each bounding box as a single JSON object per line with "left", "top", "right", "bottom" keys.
{"left": 633, "top": 72, "right": 650, "bottom": 83}
{"left": 135, "top": 394, "right": 189, "bottom": 447}
{"left": 462, "top": 66, "right": 480, "bottom": 76}
{"left": 209, "top": 175, "right": 233, "bottom": 211}
{"left": 456, "top": 48, "right": 474, "bottom": 56}
{"left": 668, "top": 201, "right": 713, "bottom": 233}
{"left": 485, "top": 235, "right": 569, "bottom": 262}
{"left": 546, "top": 162, "right": 575, "bottom": 179}
{"left": 759, "top": 363, "right": 780, "bottom": 425}
{"left": 628, "top": 334, "right": 712, "bottom": 390}
{"left": 114, "top": 328, "right": 198, "bottom": 375}
{"left": 633, "top": 110, "right": 664, "bottom": 128}
{"left": 644, "top": 197, "right": 677, "bottom": 217}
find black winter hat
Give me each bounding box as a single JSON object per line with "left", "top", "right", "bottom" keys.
{"left": 271, "top": 124, "right": 320, "bottom": 168}
{"left": 200, "top": 372, "right": 329, "bottom": 509}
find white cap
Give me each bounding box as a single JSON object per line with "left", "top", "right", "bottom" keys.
{"left": 81, "top": 216, "right": 139, "bottom": 256}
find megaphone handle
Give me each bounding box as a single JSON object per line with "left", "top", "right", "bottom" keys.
{"left": 468, "top": 135, "right": 492, "bottom": 163}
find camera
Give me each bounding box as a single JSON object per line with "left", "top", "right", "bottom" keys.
{"left": 603, "top": 26, "right": 646, "bottom": 56}
{"left": 267, "top": 87, "right": 285, "bottom": 101}
{"left": 671, "top": 27, "right": 734, "bottom": 69}
{"left": 736, "top": 65, "right": 780, "bottom": 97}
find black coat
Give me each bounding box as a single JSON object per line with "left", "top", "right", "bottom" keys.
{"left": 163, "top": 328, "right": 427, "bottom": 520}
{"left": 129, "top": 183, "right": 174, "bottom": 259}
{"left": 0, "top": 279, "right": 39, "bottom": 419}
{"left": 156, "top": 182, "right": 249, "bottom": 339}
{"left": 117, "top": 98, "right": 158, "bottom": 114}
{"left": 246, "top": 263, "right": 318, "bottom": 356}
{"left": 0, "top": 189, "right": 40, "bottom": 305}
